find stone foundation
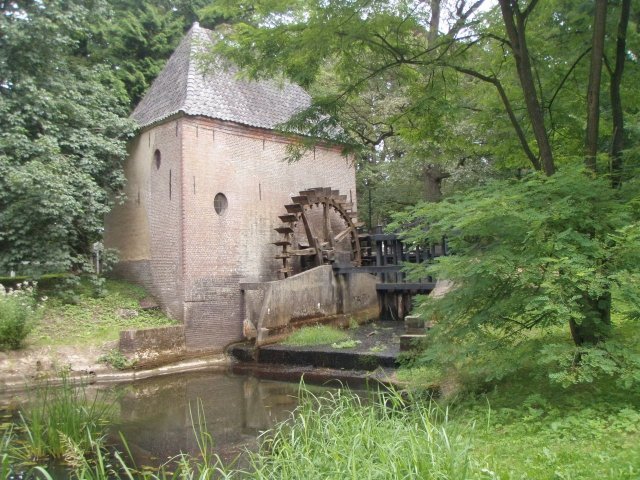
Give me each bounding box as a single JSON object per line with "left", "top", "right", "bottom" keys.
{"left": 119, "top": 325, "right": 187, "bottom": 368}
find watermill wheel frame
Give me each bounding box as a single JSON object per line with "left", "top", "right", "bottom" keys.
{"left": 273, "top": 187, "right": 363, "bottom": 278}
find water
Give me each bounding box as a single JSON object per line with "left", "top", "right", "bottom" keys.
{"left": 110, "top": 369, "right": 312, "bottom": 466}
{"left": 1, "top": 369, "right": 349, "bottom": 475}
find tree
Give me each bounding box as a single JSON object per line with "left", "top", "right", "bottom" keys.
{"left": 0, "top": 0, "right": 135, "bottom": 274}
{"left": 208, "top": 0, "right": 490, "bottom": 201}
{"left": 87, "top": 0, "right": 258, "bottom": 107}
{"left": 88, "top": 0, "right": 190, "bottom": 107}
{"left": 206, "top": 0, "right": 640, "bottom": 359}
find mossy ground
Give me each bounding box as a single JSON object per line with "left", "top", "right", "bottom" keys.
{"left": 30, "top": 279, "right": 177, "bottom": 347}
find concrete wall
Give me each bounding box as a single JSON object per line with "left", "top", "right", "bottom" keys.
{"left": 242, "top": 265, "right": 379, "bottom": 345}
{"left": 119, "top": 325, "right": 187, "bottom": 367}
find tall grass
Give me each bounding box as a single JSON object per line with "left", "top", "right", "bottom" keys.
{"left": 5, "top": 384, "right": 482, "bottom": 479}
{"left": 1, "top": 426, "right": 13, "bottom": 479}
{"left": 56, "top": 402, "right": 236, "bottom": 480}
{"left": 248, "top": 384, "right": 477, "bottom": 479}
{"left": 15, "top": 374, "right": 114, "bottom": 460}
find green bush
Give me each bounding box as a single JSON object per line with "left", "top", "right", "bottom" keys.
{"left": 0, "top": 281, "right": 43, "bottom": 350}
{"left": 393, "top": 166, "right": 640, "bottom": 386}
{"left": 0, "top": 273, "right": 69, "bottom": 291}
{"left": 98, "top": 349, "right": 135, "bottom": 370}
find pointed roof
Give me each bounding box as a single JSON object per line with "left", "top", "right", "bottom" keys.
{"left": 131, "top": 23, "right": 311, "bottom": 130}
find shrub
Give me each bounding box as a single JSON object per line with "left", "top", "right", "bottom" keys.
{"left": 98, "top": 349, "right": 135, "bottom": 370}
{"left": 392, "top": 167, "right": 640, "bottom": 386}
{"left": 0, "top": 281, "right": 44, "bottom": 350}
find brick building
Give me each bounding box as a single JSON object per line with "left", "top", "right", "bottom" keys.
{"left": 105, "top": 23, "right": 358, "bottom": 351}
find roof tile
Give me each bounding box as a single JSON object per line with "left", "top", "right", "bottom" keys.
{"left": 131, "top": 23, "right": 311, "bottom": 130}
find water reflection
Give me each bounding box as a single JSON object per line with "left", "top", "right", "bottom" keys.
{"left": 112, "top": 371, "right": 315, "bottom": 466}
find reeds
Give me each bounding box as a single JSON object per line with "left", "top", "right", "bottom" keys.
{"left": 0, "top": 426, "right": 13, "bottom": 479}
{"left": 14, "top": 374, "right": 114, "bottom": 461}
{"left": 247, "top": 384, "right": 476, "bottom": 479}
{"left": 4, "top": 382, "right": 479, "bottom": 479}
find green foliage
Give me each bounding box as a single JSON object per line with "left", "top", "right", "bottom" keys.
{"left": 248, "top": 385, "right": 476, "bottom": 479}
{"left": 89, "top": 1, "right": 187, "bottom": 107}
{"left": 3, "top": 377, "right": 640, "bottom": 479}
{"left": 282, "top": 325, "right": 349, "bottom": 346}
{"left": 0, "top": 425, "right": 12, "bottom": 479}
{"left": 0, "top": 0, "right": 135, "bottom": 275}
{"left": 442, "top": 367, "right": 640, "bottom": 479}
{"left": 0, "top": 281, "right": 43, "bottom": 350}
{"left": 98, "top": 349, "right": 136, "bottom": 370}
{"left": 330, "top": 339, "right": 361, "bottom": 349}
{"left": 15, "top": 375, "right": 114, "bottom": 461}
{"left": 392, "top": 166, "right": 640, "bottom": 384}
{"left": 29, "top": 279, "right": 176, "bottom": 347}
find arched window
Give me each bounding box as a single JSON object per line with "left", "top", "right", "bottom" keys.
{"left": 154, "top": 149, "right": 161, "bottom": 170}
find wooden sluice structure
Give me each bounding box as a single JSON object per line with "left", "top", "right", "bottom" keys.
{"left": 333, "top": 227, "right": 446, "bottom": 320}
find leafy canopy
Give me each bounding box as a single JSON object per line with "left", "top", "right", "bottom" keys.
{"left": 0, "top": 0, "right": 135, "bottom": 273}
{"left": 392, "top": 166, "right": 640, "bottom": 384}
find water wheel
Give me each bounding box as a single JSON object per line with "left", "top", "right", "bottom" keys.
{"left": 274, "top": 187, "right": 363, "bottom": 278}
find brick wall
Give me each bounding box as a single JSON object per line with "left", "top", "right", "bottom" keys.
{"left": 180, "top": 117, "right": 356, "bottom": 350}
{"left": 105, "top": 119, "right": 185, "bottom": 320}
{"left": 107, "top": 114, "right": 357, "bottom": 352}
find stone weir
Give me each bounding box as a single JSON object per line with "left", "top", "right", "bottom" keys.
{"left": 232, "top": 266, "right": 422, "bottom": 374}
{"left": 229, "top": 320, "right": 406, "bottom": 374}
{"left": 239, "top": 265, "right": 380, "bottom": 346}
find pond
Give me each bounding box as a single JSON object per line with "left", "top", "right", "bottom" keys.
{"left": 110, "top": 369, "right": 319, "bottom": 466}
{"left": 1, "top": 368, "right": 355, "bottom": 474}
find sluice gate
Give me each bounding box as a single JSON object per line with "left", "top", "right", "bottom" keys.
{"left": 334, "top": 228, "right": 447, "bottom": 320}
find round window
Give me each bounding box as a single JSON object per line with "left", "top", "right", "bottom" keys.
{"left": 214, "top": 193, "right": 228, "bottom": 215}
{"left": 154, "top": 150, "right": 161, "bottom": 170}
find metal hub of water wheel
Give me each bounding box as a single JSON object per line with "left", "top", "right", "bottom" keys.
{"left": 274, "top": 187, "right": 363, "bottom": 278}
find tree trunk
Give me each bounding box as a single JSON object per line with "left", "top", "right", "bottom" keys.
{"left": 423, "top": 163, "right": 449, "bottom": 202}
{"left": 610, "top": 0, "right": 631, "bottom": 187}
{"left": 585, "top": 0, "right": 608, "bottom": 172}
{"left": 498, "top": 0, "right": 555, "bottom": 176}
{"left": 569, "top": 291, "right": 612, "bottom": 346}
{"left": 428, "top": 0, "right": 441, "bottom": 45}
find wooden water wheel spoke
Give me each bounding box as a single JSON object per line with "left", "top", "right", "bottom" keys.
{"left": 274, "top": 187, "right": 362, "bottom": 278}
{"left": 334, "top": 226, "right": 352, "bottom": 243}
{"left": 323, "top": 201, "right": 334, "bottom": 247}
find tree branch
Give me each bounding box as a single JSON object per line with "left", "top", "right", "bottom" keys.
{"left": 453, "top": 65, "right": 542, "bottom": 171}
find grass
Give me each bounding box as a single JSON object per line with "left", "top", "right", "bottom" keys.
{"left": 443, "top": 370, "right": 640, "bottom": 479}
{"left": 0, "top": 426, "right": 11, "bottom": 479}
{"left": 282, "top": 325, "right": 349, "bottom": 346}
{"left": 396, "top": 318, "right": 640, "bottom": 479}
{"left": 247, "top": 385, "right": 477, "bottom": 479}
{"left": 331, "top": 339, "right": 361, "bottom": 349}
{"left": 29, "top": 279, "right": 177, "bottom": 347}
{"left": 4, "top": 375, "right": 639, "bottom": 479}
{"left": 98, "top": 349, "right": 136, "bottom": 370}
{"left": 3, "top": 385, "right": 478, "bottom": 479}
{"left": 13, "top": 374, "right": 115, "bottom": 460}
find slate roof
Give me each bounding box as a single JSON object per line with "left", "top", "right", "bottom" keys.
{"left": 131, "top": 23, "right": 311, "bottom": 130}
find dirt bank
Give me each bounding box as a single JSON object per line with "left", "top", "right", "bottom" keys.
{"left": 0, "top": 342, "right": 230, "bottom": 397}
